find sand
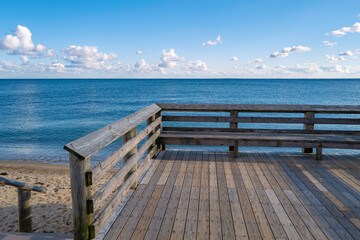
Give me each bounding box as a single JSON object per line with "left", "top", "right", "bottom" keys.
{"left": 0, "top": 161, "right": 113, "bottom": 234}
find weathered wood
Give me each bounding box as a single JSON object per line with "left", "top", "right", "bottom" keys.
{"left": 91, "top": 145, "right": 158, "bottom": 235}
{"left": 0, "top": 177, "right": 46, "bottom": 193}
{"left": 303, "top": 112, "right": 315, "bottom": 153}
{"left": 123, "top": 127, "right": 138, "bottom": 189}
{"left": 163, "top": 126, "right": 360, "bottom": 135}
{"left": 147, "top": 114, "right": 156, "bottom": 150}
{"left": 316, "top": 147, "right": 323, "bottom": 161}
{"left": 159, "top": 132, "right": 360, "bottom": 149}
{"left": 64, "top": 104, "right": 161, "bottom": 159}
{"left": 157, "top": 103, "right": 360, "bottom": 113}
{"left": 229, "top": 111, "right": 238, "bottom": 154}
{"left": 92, "top": 116, "right": 161, "bottom": 182}
{"left": 90, "top": 129, "right": 160, "bottom": 212}
{"left": 18, "top": 188, "right": 32, "bottom": 233}
{"left": 69, "top": 153, "right": 92, "bottom": 240}
{"left": 162, "top": 115, "right": 360, "bottom": 125}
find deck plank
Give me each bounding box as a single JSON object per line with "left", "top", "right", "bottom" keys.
{"left": 155, "top": 151, "right": 190, "bottom": 240}
{"left": 197, "top": 152, "right": 210, "bottom": 240}
{"left": 216, "top": 153, "right": 236, "bottom": 240}
{"left": 170, "top": 151, "right": 197, "bottom": 240}
{"left": 184, "top": 152, "right": 202, "bottom": 239}
{"left": 104, "top": 150, "right": 360, "bottom": 240}
{"left": 104, "top": 151, "right": 165, "bottom": 240}
{"left": 131, "top": 150, "right": 181, "bottom": 240}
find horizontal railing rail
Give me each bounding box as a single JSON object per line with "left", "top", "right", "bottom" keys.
{"left": 159, "top": 103, "right": 360, "bottom": 156}
{"left": 162, "top": 115, "right": 360, "bottom": 125}
{"left": 157, "top": 103, "right": 360, "bottom": 113}
{"left": 64, "top": 104, "right": 161, "bottom": 240}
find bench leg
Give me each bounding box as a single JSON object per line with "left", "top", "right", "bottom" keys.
{"left": 303, "top": 148, "right": 313, "bottom": 154}
{"left": 232, "top": 144, "right": 238, "bottom": 158}
{"left": 316, "top": 147, "right": 322, "bottom": 161}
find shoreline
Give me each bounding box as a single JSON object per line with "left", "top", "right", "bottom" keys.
{"left": 0, "top": 160, "right": 113, "bottom": 234}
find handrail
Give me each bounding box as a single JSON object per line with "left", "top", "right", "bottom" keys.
{"left": 64, "top": 103, "right": 161, "bottom": 159}
{"left": 0, "top": 177, "right": 46, "bottom": 193}
{"left": 0, "top": 176, "right": 46, "bottom": 233}
{"left": 157, "top": 103, "right": 360, "bottom": 113}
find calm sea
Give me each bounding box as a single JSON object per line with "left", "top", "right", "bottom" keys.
{"left": 1, "top": 78, "right": 360, "bottom": 164}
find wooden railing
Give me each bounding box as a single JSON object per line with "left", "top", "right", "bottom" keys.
{"left": 158, "top": 103, "right": 360, "bottom": 154}
{"left": 0, "top": 176, "right": 46, "bottom": 232}
{"left": 64, "top": 104, "right": 162, "bottom": 240}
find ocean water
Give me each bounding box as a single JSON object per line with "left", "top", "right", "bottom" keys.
{"left": 1, "top": 78, "right": 360, "bottom": 165}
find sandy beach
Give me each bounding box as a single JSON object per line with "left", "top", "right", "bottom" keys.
{"left": 0, "top": 161, "right": 112, "bottom": 234}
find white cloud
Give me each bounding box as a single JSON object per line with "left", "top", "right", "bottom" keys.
{"left": 35, "top": 44, "right": 47, "bottom": 52}
{"left": 339, "top": 50, "right": 353, "bottom": 56}
{"left": 62, "top": 45, "right": 117, "bottom": 69}
{"left": 320, "top": 64, "right": 351, "bottom": 73}
{"left": 21, "top": 56, "right": 29, "bottom": 64}
{"left": 43, "top": 49, "right": 56, "bottom": 58}
{"left": 201, "top": 35, "right": 223, "bottom": 46}
{"left": 330, "top": 22, "right": 360, "bottom": 36}
{"left": 0, "top": 25, "right": 54, "bottom": 57}
{"left": 157, "top": 49, "right": 185, "bottom": 68}
{"left": 126, "top": 59, "right": 153, "bottom": 73}
{"left": 182, "top": 60, "right": 208, "bottom": 72}
{"left": 216, "top": 35, "right": 222, "bottom": 44}
{"left": 325, "top": 54, "right": 345, "bottom": 62}
{"left": 270, "top": 52, "right": 289, "bottom": 58}
{"left": 136, "top": 50, "right": 143, "bottom": 55}
{"left": 256, "top": 64, "right": 267, "bottom": 70}
{"left": 246, "top": 58, "right": 264, "bottom": 65}
{"left": 47, "top": 61, "right": 66, "bottom": 72}
{"left": 270, "top": 45, "right": 311, "bottom": 58}
{"left": 230, "top": 56, "right": 238, "bottom": 61}
{"left": 1, "top": 35, "right": 20, "bottom": 50}
{"left": 322, "top": 41, "right": 337, "bottom": 47}
{"left": 270, "top": 63, "right": 321, "bottom": 74}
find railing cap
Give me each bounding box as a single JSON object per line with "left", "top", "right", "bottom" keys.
{"left": 156, "top": 103, "right": 360, "bottom": 113}
{"left": 0, "top": 176, "right": 46, "bottom": 192}
{"left": 64, "top": 103, "right": 161, "bottom": 159}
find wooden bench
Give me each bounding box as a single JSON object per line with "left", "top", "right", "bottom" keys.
{"left": 156, "top": 103, "right": 360, "bottom": 160}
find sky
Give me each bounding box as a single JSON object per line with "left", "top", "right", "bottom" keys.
{"left": 1, "top": 0, "right": 360, "bottom": 78}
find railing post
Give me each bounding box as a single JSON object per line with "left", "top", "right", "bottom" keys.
{"left": 147, "top": 114, "right": 156, "bottom": 150}
{"left": 229, "top": 111, "right": 239, "bottom": 157}
{"left": 69, "top": 153, "right": 92, "bottom": 240}
{"left": 303, "top": 112, "right": 315, "bottom": 153}
{"left": 123, "top": 127, "right": 138, "bottom": 189}
{"left": 18, "top": 188, "right": 32, "bottom": 232}
{"left": 155, "top": 111, "right": 165, "bottom": 150}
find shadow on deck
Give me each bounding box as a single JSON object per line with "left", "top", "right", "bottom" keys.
{"left": 104, "top": 150, "right": 360, "bottom": 240}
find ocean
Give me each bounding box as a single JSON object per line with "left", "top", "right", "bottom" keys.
{"left": 1, "top": 78, "right": 360, "bottom": 165}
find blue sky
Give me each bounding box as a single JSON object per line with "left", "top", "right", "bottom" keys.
{"left": 1, "top": 0, "right": 360, "bottom": 78}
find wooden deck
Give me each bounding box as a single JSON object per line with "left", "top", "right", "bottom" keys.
{"left": 104, "top": 150, "right": 360, "bottom": 240}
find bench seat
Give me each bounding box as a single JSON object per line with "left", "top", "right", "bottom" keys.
{"left": 158, "top": 131, "right": 360, "bottom": 160}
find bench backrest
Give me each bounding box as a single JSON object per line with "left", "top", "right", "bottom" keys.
{"left": 157, "top": 103, "right": 360, "bottom": 135}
